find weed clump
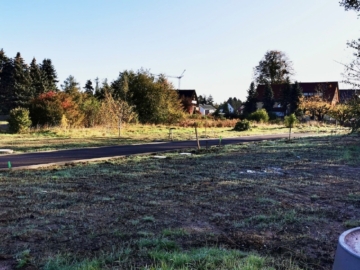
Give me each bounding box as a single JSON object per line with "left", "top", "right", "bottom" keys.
{"left": 233, "top": 120, "right": 251, "bottom": 131}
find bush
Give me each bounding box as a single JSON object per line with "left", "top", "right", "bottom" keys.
{"left": 233, "top": 120, "right": 250, "bottom": 131}
{"left": 284, "top": 113, "right": 297, "bottom": 128}
{"left": 8, "top": 107, "right": 32, "bottom": 134}
{"left": 247, "top": 109, "right": 269, "bottom": 123}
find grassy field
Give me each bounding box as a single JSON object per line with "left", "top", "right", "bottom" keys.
{"left": 1, "top": 134, "right": 359, "bottom": 269}
{"left": 0, "top": 122, "right": 347, "bottom": 153}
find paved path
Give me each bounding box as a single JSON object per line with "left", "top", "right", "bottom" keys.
{"left": 0, "top": 133, "right": 320, "bottom": 170}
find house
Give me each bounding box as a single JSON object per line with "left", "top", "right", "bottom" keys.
{"left": 176, "top": 89, "right": 199, "bottom": 114}
{"left": 227, "top": 103, "right": 234, "bottom": 113}
{"left": 339, "top": 89, "right": 360, "bottom": 103}
{"left": 255, "top": 82, "right": 340, "bottom": 115}
{"left": 199, "top": 104, "right": 216, "bottom": 115}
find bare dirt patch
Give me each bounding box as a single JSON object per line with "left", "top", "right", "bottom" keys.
{"left": 0, "top": 135, "right": 359, "bottom": 269}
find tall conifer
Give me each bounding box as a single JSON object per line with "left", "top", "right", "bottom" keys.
{"left": 263, "top": 83, "right": 274, "bottom": 113}
{"left": 40, "top": 59, "right": 58, "bottom": 92}
{"left": 0, "top": 49, "right": 13, "bottom": 113}
{"left": 290, "top": 81, "right": 303, "bottom": 114}
{"left": 83, "top": 80, "right": 94, "bottom": 95}
{"left": 30, "top": 58, "right": 46, "bottom": 97}
{"left": 244, "top": 82, "right": 258, "bottom": 115}
{"left": 13, "top": 52, "right": 32, "bottom": 108}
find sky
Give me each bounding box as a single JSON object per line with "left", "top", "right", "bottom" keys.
{"left": 1, "top": 0, "right": 359, "bottom": 103}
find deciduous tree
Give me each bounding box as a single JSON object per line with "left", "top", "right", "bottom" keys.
{"left": 342, "top": 39, "right": 360, "bottom": 89}
{"left": 99, "top": 91, "right": 137, "bottom": 136}
{"left": 254, "top": 50, "right": 294, "bottom": 84}
{"left": 340, "top": 0, "right": 360, "bottom": 13}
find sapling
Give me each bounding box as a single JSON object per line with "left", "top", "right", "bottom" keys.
{"left": 284, "top": 114, "right": 297, "bottom": 140}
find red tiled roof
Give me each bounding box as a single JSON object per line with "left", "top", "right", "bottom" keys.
{"left": 256, "top": 82, "right": 339, "bottom": 102}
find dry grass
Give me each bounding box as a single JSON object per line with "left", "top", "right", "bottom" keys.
{"left": 0, "top": 121, "right": 347, "bottom": 153}
{"left": 0, "top": 135, "right": 359, "bottom": 269}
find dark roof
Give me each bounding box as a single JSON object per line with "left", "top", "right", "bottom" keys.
{"left": 256, "top": 82, "right": 339, "bottom": 102}
{"left": 176, "top": 89, "right": 197, "bottom": 99}
{"left": 339, "top": 89, "right": 360, "bottom": 103}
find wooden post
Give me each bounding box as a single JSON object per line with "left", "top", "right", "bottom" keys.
{"left": 118, "top": 117, "right": 122, "bottom": 137}
{"left": 169, "top": 128, "right": 175, "bottom": 141}
{"left": 194, "top": 124, "right": 200, "bottom": 150}
{"left": 289, "top": 126, "right": 291, "bottom": 140}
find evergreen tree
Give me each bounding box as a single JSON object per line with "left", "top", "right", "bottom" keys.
{"left": 61, "top": 75, "right": 83, "bottom": 105}
{"left": 111, "top": 72, "right": 131, "bottom": 101}
{"left": 0, "top": 49, "right": 13, "bottom": 114}
{"left": 207, "top": 95, "right": 214, "bottom": 105}
{"left": 262, "top": 83, "right": 274, "bottom": 113}
{"left": 94, "top": 77, "right": 100, "bottom": 95}
{"left": 13, "top": 52, "right": 32, "bottom": 108}
{"left": 95, "top": 78, "right": 112, "bottom": 100}
{"left": 280, "top": 77, "right": 292, "bottom": 115}
{"left": 243, "top": 82, "right": 258, "bottom": 115}
{"left": 197, "top": 95, "right": 207, "bottom": 104}
{"left": 61, "top": 75, "right": 80, "bottom": 95}
{"left": 29, "top": 58, "right": 46, "bottom": 97}
{"left": 40, "top": 59, "right": 58, "bottom": 92}
{"left": 290, "top": 81, "right": 303, "bottom": 114}
{"left": 83, "top": 80, "right": 94, "bottom": 95}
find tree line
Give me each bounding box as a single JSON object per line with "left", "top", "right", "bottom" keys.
{"left": 0, "top": 49, "right": 185, "bottom": 131}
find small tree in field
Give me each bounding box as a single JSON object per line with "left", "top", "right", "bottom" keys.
{"left": 284, "top": 113, "right": 297, "bottom": 140}
{"left": 8, "top": 107, "right": 32, "bottom": 134}
{"left": 99, "top": 91, "right": 137, "bottom": 137}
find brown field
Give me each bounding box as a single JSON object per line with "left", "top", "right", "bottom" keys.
{"left": 0, "top": 135, "right": 359, "bottom": 269}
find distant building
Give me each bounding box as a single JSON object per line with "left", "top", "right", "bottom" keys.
{"left": 176, "top": 89, "right": 199, "bottom": 114}
{"left": 255, "top": 82, "right": 340, "bottom": 116}
{"left": 339, "top": 89, "right": 360, "bottom": 103}
{"left": 199, "top": 104, "right": 216, "bottom": 115}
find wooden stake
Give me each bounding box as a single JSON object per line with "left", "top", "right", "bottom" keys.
{"left": 195, "top": 124, "right": 200, "bottom": 150}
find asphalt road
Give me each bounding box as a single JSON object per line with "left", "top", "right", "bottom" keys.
{"left": 0, "top": 133, "right": 319, "bottom": 170}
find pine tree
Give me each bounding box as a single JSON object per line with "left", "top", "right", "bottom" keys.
{"left": 0, "top": 49, "right": 13, "bottom": 114}
{"left": 262, "top": 83, "right": 274, "bottom": 113}
{"left": 83, "top": 80, "right": 94, "bottom": 95}
{"left": 290, "top": 81, "right": 302, "bottom": 114}
{"left": 13, "top": 52, "right": 32, "bottom": 108}
{"left": 40, "top": 59, "right": 58, "bottom": 92}
{"left": 29, "top": 58, "right": 46, "bottom": 98}
{"left": 61, "top": 75, "right": 80, "bottom": 95}
{"left": 280, "top": 78, "right": 292, "bottom": 115}
{"left": 94, "top": 77, "right": 100, "bottom": 95}
{"left": 61, "top": 75, "right": 83, "bottom": 106}
{"left": 207, "top": 95, "right": 214, "bottom": 105}
{"left": 244, "top": 82, "right": 258, "bottom": 115}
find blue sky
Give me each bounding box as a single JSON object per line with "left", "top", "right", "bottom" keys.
{"left": 1, "top": 0, "right": 359, "bottom": 103}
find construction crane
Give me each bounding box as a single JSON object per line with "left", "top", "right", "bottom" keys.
{"left": 151, "top": 70, "right": 186, "bottom": 89}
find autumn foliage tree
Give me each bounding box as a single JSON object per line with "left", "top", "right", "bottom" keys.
{"left": 29, "top": 91, "right": 63, "bottom": 126}
{"left": 299, "top": 95, "right": 332, "bottom": 121}
{"left": 99, "top": 91, "right": 137, "bottom": 136}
